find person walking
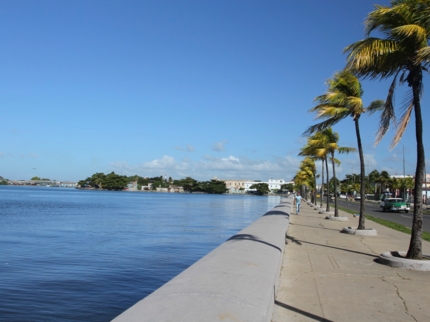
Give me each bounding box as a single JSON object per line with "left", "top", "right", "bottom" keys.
{"left": 294, "top": 192, "right": 302, "bottom": 215}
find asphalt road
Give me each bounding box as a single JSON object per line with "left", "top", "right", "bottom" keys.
{"left": 331, "top": 199, "right": 430, "bottom": 233}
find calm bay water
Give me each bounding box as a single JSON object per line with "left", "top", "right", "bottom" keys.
{"left": 0, "top": 186, "right": 280, "bottom": 322}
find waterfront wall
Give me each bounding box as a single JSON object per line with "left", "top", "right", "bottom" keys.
{"left": 112, "top": 197, "right": 292, "bottom": 322}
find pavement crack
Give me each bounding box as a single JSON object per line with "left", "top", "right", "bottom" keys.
{"left": 358, "top": 237, "right": 378, "bottom": 255}
{"left": 395, "top": 271, "right": 411, "bottom": 280}
{"left": 380, "top": 277, "right": 417, "bottom": 322}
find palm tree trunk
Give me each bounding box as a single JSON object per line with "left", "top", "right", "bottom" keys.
{"left": 331, "top": 152, "right": 339, "bottom": 217}
{"left": 314, "top": 172, "right": 317, "bottom": 206}
{"left": 320, "top": 160, "right": 324, "bottom": 208}
{"left": 325, "top": 157, "right": 330, "bottom": 212}
{"left": 407, "top": 77, "right": 424, "bottom": 259}
{"left": 355, "top": 119, "right": 366, "bottom": 230}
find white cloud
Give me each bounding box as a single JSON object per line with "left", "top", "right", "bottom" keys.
{"left": 110, "top": 154, "right": 301, "bottom": 181}
{"left": 211, "top": 140, "right": 228, "bottom": 152}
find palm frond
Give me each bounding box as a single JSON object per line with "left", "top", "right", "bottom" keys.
{"left": 416, "top": 46, "right": 430, "bottom": 68}
{"left": 303, "top": 117, "right": 342, "bottom": 137}
{"left": 375, "top": 75, "right": 398, "bottom": 145}
{"left": 344, "top": 38, "right": 405, "bottom": 79}
{"left": 390, "top": 102, "right": 413, "bottom": 149}
{"left": 366, "top": 99, "right": 385, "bottom": 115}
{"left": 337, "top": 147, "right": 357, "bottom": 154}
{"left": 391, "top": 24, "right": 428, "bottom": 47}
{"left": 365, "top": 4, "right": 409, "bottom": 36}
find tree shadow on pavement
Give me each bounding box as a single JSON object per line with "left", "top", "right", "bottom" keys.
{"left": 286, "top": 234, "right": 302, "bottom": 245}
{"left": 274, "top": 300, "right": 333, "bottom": 322}
{"left": 290, "top": 223, "right": 339, "bottom": 232}
{"left": 285, "top": 236, "right": 377, "bottom": 258}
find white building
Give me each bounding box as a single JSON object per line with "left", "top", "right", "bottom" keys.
{"left": 244, "top": 179, "right": 287, "bottom": 193}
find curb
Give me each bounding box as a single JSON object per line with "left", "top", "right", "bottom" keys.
{"left": 378, "top": 251, "right": 430, "bottom": 271}
{"left": 325, "top": 215, "right": 348, "bottom": 221}
{"left": 341, "top": 227, "right": 377, "bottom": 236}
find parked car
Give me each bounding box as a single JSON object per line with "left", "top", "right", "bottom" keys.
{"left": 354, "top": 194, "right": 361, "bottom": 200}
{"left": 380, "top": 198, "right": 410, "bottom": 213}
{"left": 339, "top": 194, "right": 347, "bottom": 199}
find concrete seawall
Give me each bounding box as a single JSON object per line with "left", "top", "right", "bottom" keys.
{"left": 112, "top": 197, "right": 292, "bottom": 322}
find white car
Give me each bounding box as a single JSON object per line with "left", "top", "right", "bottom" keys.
{"left": 339, "top": 194, "right": 347, "bottom": 199}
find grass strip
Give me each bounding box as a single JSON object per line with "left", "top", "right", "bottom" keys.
{"left": 336, "top": 205, "right": 430, "bottom": 243}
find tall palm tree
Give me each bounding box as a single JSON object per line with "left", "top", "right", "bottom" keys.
{"left": 310, "top": 128, "right": 357, "bottom": 217}
{"left": 300, "top": 133, "right": 335, "bottom": 210}
{"left": 307, "top": 131, "right": 332, "bottom": 212}
{"left": 304, "top": 71, "right": 383, "bottom": 227}
{"left": 344, "top": 0, "right": 430, "bottom": 259}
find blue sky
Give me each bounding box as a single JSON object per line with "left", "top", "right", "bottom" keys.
{"left": 2, "top": 0, "right": 429, "bottom": 182}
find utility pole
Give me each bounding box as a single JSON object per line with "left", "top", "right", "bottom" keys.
{"left": 403, "top": 144, "right": 406, "bottom": 201}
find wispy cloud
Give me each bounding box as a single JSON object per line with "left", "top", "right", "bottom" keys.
{"left": 174, "top": 145, "right": 195, "bottom": 152}
{"left": 0, "top": 152, "right": 3, "bottom": 157}
{"left": 383, "top": 153, "right": 401, "bottom": 163}
{"left": 211, "top": 140, "right": 228, "bottom": 152}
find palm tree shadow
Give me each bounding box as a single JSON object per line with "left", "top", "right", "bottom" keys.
{"left": 274, "top": 300, "right": 333, "bottom": 322}
{"left": 228, "top": 234, "right": 281, "bottom": 252}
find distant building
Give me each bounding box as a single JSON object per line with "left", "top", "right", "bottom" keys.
{"left": 222, "top": 179, "right": 249, "bottom": 193}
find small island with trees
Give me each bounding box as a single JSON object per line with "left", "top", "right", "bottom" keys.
{"left": 77, "top": 172, "right": 228, "bottom": 194}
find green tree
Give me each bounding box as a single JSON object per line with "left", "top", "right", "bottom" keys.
{"left": 344, "top": 0, "right": 430, "bottom": 259}
{"left": 92, "top": 172, "right": 106, "bottom": 189}
{"left": 31, "top": 176, "right": 41, "bottom": 180}
{"left": 250, "top": 183, "right": 270, "bottom": 195}
{"left": 281, "top": 183, "right": 294, "bottom": 192}
{"left": 200, "top": 180, "right": 227, "bottom": 194}
{"left": 103, "top": 172, "right": 128, "bottom": 190}
{"left": 174, "top": 177, "right": 198, "bottom": 193}
{"left": 304, "top": 71, "right": 383, "bottom": 228}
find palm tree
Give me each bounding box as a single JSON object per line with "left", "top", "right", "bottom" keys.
{"left": 401, "top": 177, "right": 415, "bottom": 201}
{"left": 344, "top": 0, "right": 430, "bottom": 259}
{"left": 301, "top": 157, "right": 317, "bottom": 204}
{"left": 304, "top": 71, "right": 383, "bottom": 227}
{"left": 294, "top": 158, "right": 316, "bottom": 200}
{"left": 310, "top": 128, "right": 357, "bottom": 217}
{"left": 299, "top": 139, "right": 323, "bottom": 207}
{"left": 368, "top": 169, "right": 380, "bottom": 197}
{"left": 307, "top": 131, "right": 332, "bottom": 212}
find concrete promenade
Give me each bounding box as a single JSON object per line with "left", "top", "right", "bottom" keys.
{"left": 272, "top": 199, "right": 430, "bottom": 322}
{"left": 113, "top": 199, "right": 292, "bottom": 322}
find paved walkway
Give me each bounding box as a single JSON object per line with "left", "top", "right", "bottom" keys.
{"left": 272, "top": 199, "right": 430, "bottom": 322}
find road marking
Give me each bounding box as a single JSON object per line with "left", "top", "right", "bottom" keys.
{"left": 401, "top": 215, "right": 412, "bottom": 218}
